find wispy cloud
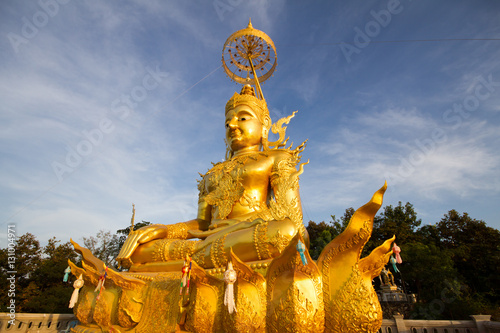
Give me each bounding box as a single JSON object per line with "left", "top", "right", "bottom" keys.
{"left": 1, "top": 1, "right": 499, "bottom": 247}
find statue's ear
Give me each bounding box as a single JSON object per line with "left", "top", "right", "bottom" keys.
{"left": 262, "top": 115, "right": 271, "bottom": 130}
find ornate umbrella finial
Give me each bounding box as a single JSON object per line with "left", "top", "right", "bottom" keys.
{"left": 222, "top": 20, "right": 277, "bottom": 100}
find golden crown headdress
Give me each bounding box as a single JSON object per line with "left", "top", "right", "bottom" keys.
{"left": 225, "top": 85, "right": 269, "bottom": 123}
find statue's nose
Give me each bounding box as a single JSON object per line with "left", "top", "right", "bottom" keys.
{"left": 228, "top": 117, "right": 238, "bottom": 129}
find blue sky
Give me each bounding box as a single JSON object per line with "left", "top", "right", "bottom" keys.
{"left": 1, "top": 0, "right": 499, "bottom": 247}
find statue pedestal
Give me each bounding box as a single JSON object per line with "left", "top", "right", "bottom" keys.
{"left": 70, "top": 235, "right": 325, "bottom": 333}
{"left": 69, "top": 184, "right": 394, "bottom": 333}
{"left": 381, "top": 285, "right": 398, "bottom": 292}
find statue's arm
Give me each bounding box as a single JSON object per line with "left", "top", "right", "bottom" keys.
{"left": 116, "top": 194, "right": 212, "bottom": 263}
{"left": 267, "top": 150, "right": 309, "bottom": 246}
{"left": 269, "top": 151, "right": 305, "bottom": 222}
{"left": 154, "top": 197, "right": 211, "bottom": 239}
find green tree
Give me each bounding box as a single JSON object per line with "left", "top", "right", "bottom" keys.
{"left": 366, "top": 201, "right": 422, "bottom": 253}
{"left": 0, "top": 233, "right": 42, "bottom": 312}
{"left": 82, "top": 230, "right": 121, "bottom": 269}
{"left": 308, "top": 202, "right": 422, "bottom": 259}
{"left": 434, "top": 210, "right": 500, "bottom": 317}
{"left": 306, "top": 208, "right": 354, "bottom": 260}
{"left": 306, "top": 203, "right": 500, "bottom": 320}
{"left": 0, "top": 234, "right": 77, "bottom": 313}
{"left": 307, "top": 226, "right": 332, "bottom": 260}
{"left": 400, "top": 210, "right": 500, "bottom": 320}
{"left": 400, "top": 242, "right": 458, "bottom": 311}
{"left": 13, "top": 233, "right": 42, "bottom": 286}
{"left": 21, "top": 238, "right": 77, "bottom": 313}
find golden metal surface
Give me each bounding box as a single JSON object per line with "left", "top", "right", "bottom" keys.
{"left": 69, "top": 22, "right": 395, "bottom": 333}
{"left": 266, "top": 232, "right": 325, "bottom": 332}
{"left": 317, "top": 183, "right": 393, "bottom": 333}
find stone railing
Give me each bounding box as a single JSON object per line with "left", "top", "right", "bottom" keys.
{"left": 380, "top": 315, "right": 500, "bottom": 333}
{"left": 1, "top": 313, "right": 499, "bottom": 333}
{"left": 0, "top": 313, "right": 77, "bottom": 333}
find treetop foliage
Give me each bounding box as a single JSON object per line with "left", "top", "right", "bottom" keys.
{"left": 306, "top": 203, "right": 500, "bottom": 320}
{"left": 0, "top": 234, "right": 77, "bottom": 313}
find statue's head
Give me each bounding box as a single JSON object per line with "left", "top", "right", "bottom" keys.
{"left": 225, "top": 85, "right": 271, "bottom": 156}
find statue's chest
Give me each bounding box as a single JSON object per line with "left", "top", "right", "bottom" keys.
{"left": 203, "top": 153, "right": 271, "bottom": 219}
{"left": 205, "top": 154, "right": 269, "bottom": 192}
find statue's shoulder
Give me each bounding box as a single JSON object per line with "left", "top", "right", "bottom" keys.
{"left": 266, "top": 139, "right": 307, "bottom": 165}
{"left": 267, "top": 149, "right": 293, "bottom": 160}
{"left": 197, "top": 161, "right": 223, "bottom": 193}
{"left": 204, "top": 160, "right": 226, "bottom": 173}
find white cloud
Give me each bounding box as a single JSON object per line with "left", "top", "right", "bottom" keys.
{"left": 299, "top": 104, "right": 500, "bottom": 225}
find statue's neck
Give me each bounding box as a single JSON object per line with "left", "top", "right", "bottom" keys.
{"left": 232, "top": 145, "right": 261, "bottom": 158}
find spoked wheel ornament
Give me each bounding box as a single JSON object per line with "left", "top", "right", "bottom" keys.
{"left": 222, "top": 19, "right": 277, "bottom": 99}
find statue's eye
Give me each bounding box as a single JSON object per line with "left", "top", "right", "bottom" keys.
{"left": 225, "top": 123, "right": 229, "bottom": 128}
{"left": 240, "top": 117, "right": 246, "bottom": 121}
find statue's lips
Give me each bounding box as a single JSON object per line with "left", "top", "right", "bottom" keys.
{"left": 228, "top": 130, "right": 242, "bottom": 140}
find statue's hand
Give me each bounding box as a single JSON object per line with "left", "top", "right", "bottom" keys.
{"left": 187, "top": 229, "right": 215, "bottom": 239}
{"left": 116, "top": 225, "right": 167, "bottom": 265}
{"left": 208, "top": 219, "right": 239, "bottom": 230}
{"left": 188, "top": 218, "right": 245, "bottom": 239}
{"left": 187, "top": 219, "right": 237, "bottom": 239}
{"left": 190, "top": 218, "right": 265, "bottom": 242}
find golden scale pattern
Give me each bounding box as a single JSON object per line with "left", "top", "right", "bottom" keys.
{"left": 226, "top": 254, "right": 267, "bottom": 332}
{"left": 117, "top": 287, "right": 145, "bottom": 327}
{"left": 268, "top": 150, "right": 307, "bottom": 239}
{"left": 74, "top": 286, "right": 94, "bottom": 325}
{"left": 231, "top": 292, "right": 265, "bottom": 332}
{"left": 321, "top": 221, "right": 372, "bottom": 333}
{"left": 92, "top": 292, "right": 112, "bottom": 327}
{"left": 133, "top": 273, "right": 181, "bottom": 333}
{"left": 266, "top": 236, "right": 325, "bottom": 333}
{"left": 329, "top": 266, "right": 382, "bottom": 333}
{"left": 269, "top": 283, "right": 323, "bottom": 333}
{"left": 203, "top": 154, "right": 251, "bottom": 219}
{"left": 253, "top": 220, "right": 271, "bottom": 260}
{"left": 184, "top": 267, "right": 224, "bottom": 333}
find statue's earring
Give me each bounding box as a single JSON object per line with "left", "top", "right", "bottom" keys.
{"left": 262, "top": 128, "right": 269, "bottom": 151}
{"left": 224, "top": 138, "right": 232, "bottom": 160}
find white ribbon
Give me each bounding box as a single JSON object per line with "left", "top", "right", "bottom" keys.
{"left": 69, "top": 274, "right": 84, "bottom": 308}
{"left": 224, "top": 262, "right": 237, "bottom": 314}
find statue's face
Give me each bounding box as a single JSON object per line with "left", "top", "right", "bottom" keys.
{"left": 225, "top": 104, "right": 263, "bottom": 152}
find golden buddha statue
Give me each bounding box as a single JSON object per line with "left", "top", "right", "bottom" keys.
{"left": 68, "top": 21, "right": 396, "bottom": 333}
{"left": 116, "top": 84, "right": 308, "bottom": 272}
